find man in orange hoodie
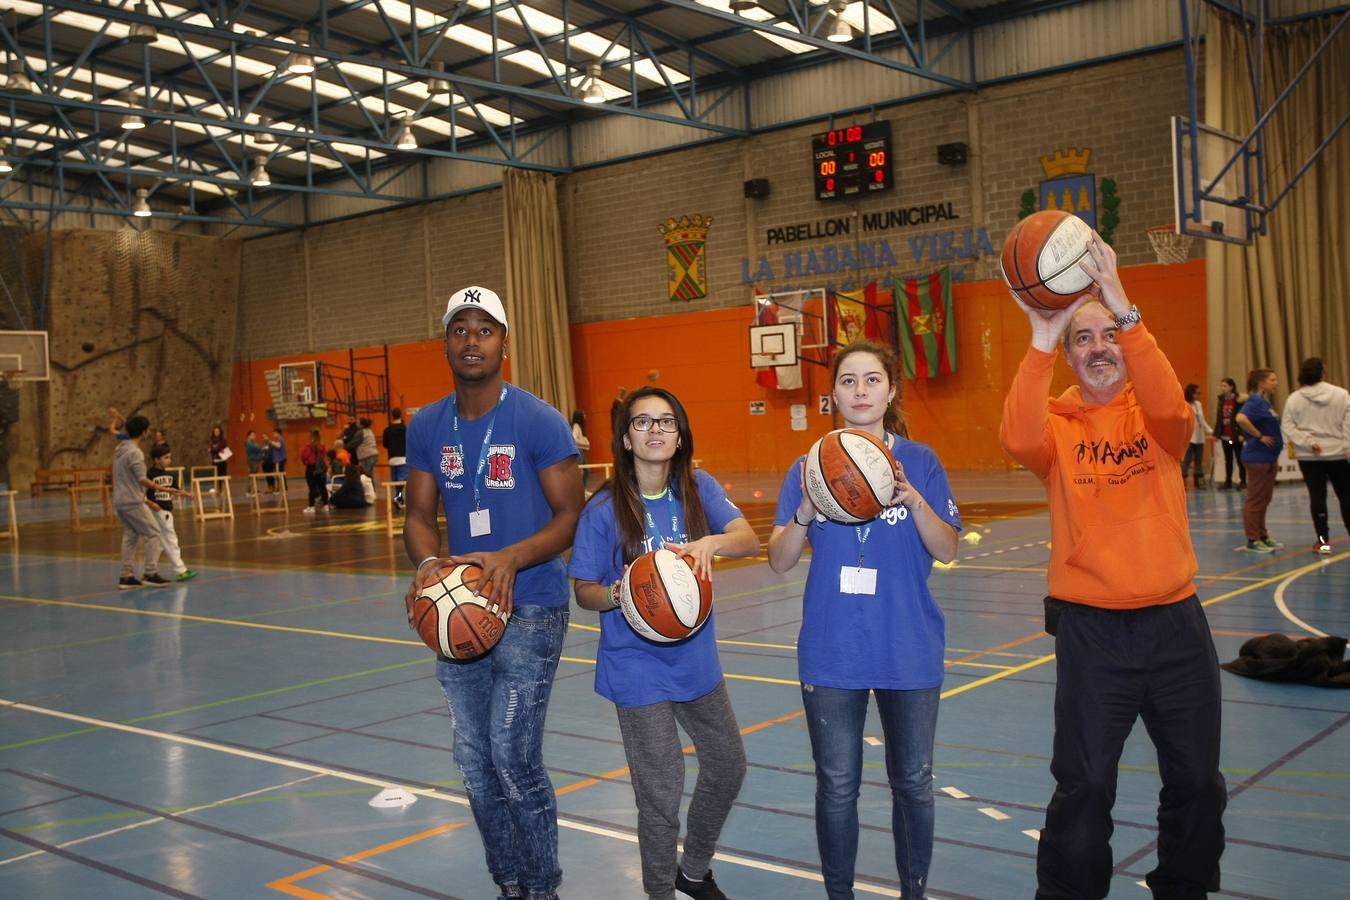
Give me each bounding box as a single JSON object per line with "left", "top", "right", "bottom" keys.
{"left": 1000, "top": 232, "right": 1225, "bottom": 899}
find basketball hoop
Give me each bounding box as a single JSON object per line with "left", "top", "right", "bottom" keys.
{"left": 1147, "top": 225, "right": 1193, "bottom": 265}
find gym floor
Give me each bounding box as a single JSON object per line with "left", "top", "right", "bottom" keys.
{"left": 1, "top": 471, "right": 1347, "bottom": 899}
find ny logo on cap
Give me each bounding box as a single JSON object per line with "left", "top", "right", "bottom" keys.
{"left": 463, "top": 289, "right": 482, "bottom": 303}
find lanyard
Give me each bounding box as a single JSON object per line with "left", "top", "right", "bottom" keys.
{"left": 450, "top": 385, "right": 508, "bottom": 511}
{"left": 642, "top": 487, "right": 685, "bottom": 545}
{"left": 854, "top": 523, "right": 872, "bottom": 569}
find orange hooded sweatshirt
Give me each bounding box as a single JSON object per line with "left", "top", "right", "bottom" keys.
{"left": 999, "top": 323, "right": 1198, "bottom": 609}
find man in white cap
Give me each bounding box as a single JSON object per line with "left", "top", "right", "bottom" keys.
{"left": 404, "top": 285, "right": 583, "bottom": 900}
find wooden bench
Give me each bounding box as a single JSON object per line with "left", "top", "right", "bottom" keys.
{"left": 33, "top": 468, "right": 77, "bottom": 496}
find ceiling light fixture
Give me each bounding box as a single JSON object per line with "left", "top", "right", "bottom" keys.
{"left": 251, "top": 154, "right": 271, "bottom": 187}
{"left": 427, "top": 61, "right": 450, "bottom": 97}
{"left": 0, "top": 138, "right": 12, "bottom": 174}
{"left": 729, "top": 0, "right": 757, "bottom": 11}
{"left": 827, "top": 0, "right": 854, "bottom": 43}
{"left": 281, "top": 31, "right": 316, "bottom": 76}
{"left": 581, "top": 64, "right": 605, "bottom": 104}
{"left": 127, "top": 2, "right": 158, "bottom": 44}
{"left": 132, "top": 188, "right": 152, "bottom": 217}
{"left": 121, "top": 92, "right": 146, "bottom": 130}
{"left": 393, "top": 114, "right": 417, "bottom": 150}
{"left": 252, "top": 116, "right": 278, "bottom": 149}
{"left": 5, "top": 62, "right": 34, "bottom": 94}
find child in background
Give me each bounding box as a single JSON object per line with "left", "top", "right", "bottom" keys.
{"left": 1182, "top": 384, "right": 1214, "bottom": 488}
{"left": 146, "top": 445, "right": 197, "bottom": 582}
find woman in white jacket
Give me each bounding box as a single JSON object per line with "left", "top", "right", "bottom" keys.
{"left": 1281, "top": 357, "right": 1350, "bottom": 554}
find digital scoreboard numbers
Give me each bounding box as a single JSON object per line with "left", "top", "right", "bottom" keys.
{"left": 812, "top": 121, "right": 893, "bottom": 201}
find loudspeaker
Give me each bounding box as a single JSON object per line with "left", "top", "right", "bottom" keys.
{"left": 743, "top": 178, "right": 770, "bottom": 199}
{"left": 937, "top": 142, "right": 967, "bottom": 166}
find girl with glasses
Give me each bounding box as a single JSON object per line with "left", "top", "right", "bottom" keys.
{"left": 569, "top": 386, "right": 759, "bottom": 900}
{"left": 767, "top": 340, "right": 961, "bottom": 900}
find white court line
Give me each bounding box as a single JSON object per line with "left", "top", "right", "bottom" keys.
{"left": 0, "top": 698, "right": 899, "bottom": 896}
{"left": 1271, "top": 553, "right": 1346, "bottom": 637}
{"left": 0, "top": 774, "right": 323, "bottom": 867}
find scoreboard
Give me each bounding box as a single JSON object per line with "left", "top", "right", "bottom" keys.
{"left": 812, "top": 121, "right": 893, "bottom": 201}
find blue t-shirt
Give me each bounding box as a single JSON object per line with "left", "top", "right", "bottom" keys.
{"left": 1238, "top": 394, "right": 1283, "bottom": 464}
{"left": 773, "top": 433, "right": 961, "bottom": 690}
{"left": 407, "top": 384, "right": 577, "bottom": 607}
{"left": 569, "top": 470, "right": 745, "bottom": 707}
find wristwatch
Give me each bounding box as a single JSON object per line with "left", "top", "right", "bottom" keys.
{"left": 1113, "top": 305, "right": 1142, "bottom": 331}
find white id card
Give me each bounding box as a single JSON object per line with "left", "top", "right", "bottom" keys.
{"left": 839, "top": 566, "right": 877, "bottom": 595}
{"left": 469, "top": 508, "right": 492, "bottom": 537}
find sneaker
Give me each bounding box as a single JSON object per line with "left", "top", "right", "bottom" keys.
{"left": 303, "top": 506, "right": 316, "bottom": 514}
{"left": 1245, "top": 540, "right": 1275, "bottom": 553}
{"left": 118, "top": 576, "right": 142, "bottom": 590}
{"left": 176, "top": 570, "right": 198, "bottom": 582}
{"left": 1218, "top": 483, "right": 1233, "bottom": 491}
{"left": 142, "top": 573, "right": 172, "bottom": 587}
{"left": 1260, "top": 537, "right": 1284, "bottom": 550}
{"left": 676, "top": 868, "right": 728, "bottom": 900}
{"left": 1315, "top": 539, "right": 1332, "bottom": 555}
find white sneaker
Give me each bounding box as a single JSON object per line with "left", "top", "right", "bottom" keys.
{"left": 303, "top": 506, "right": 316, "bottom": 514}
{"left": 1315, "top": 539, "right": 1332, "bottom": 555}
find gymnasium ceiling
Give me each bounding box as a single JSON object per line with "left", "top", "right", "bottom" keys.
{"left": 0, "top": 0, "right": 1335, "bottom": 230}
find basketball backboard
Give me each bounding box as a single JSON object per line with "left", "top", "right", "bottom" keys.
{"left": 1171, "top": 116, "right": 1259, "bottom": 245}
{"left": 749, "top": 323, "right": 797, "bottom": 369}
{"left": 0, "top": 330, "right": 50, "bottom": 381}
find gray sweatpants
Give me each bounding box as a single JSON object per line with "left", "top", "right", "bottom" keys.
{"left": 615, "top": 680, "right": 746, "bottom": 900}
{"left": 115, "top": 503, "right": 162, "bottom": 578}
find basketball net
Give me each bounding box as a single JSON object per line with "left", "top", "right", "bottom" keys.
{"left": 1147, "top": 225, "right": 1193, "bottom": 265}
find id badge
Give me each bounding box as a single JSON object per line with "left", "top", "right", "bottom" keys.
{"left": 469, "top": 508, "right": 492, "bottom": 537}
{"left": 839, "top": 566, "right": 877, "bottom": 595}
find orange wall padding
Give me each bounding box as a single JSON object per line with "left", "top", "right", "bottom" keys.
{"left": 228, "top": 261, "right": 1206, "bottom": 476}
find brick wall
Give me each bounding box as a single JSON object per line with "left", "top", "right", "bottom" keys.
{"left": 562, "top": 49, "right": 1191, "bottom": 324}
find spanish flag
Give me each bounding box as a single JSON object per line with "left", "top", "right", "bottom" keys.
{"left": 894, "top": 267, "right": 956, "bottom": 379}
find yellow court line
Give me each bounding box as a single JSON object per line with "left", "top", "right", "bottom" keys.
{"left": 937, "top": 552, "right": 1350, "bottom": 698}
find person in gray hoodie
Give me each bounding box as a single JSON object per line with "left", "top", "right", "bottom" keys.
{"left": 1281, "top": 357, "right": 1350, "bottom": 554}
{"left": 113, "top": 415, "right": 190, "bottom": 588}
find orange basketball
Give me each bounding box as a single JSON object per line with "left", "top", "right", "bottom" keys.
{"left": 804, "top": 428, "right": 899, "bottom": 524}
{"left": 405, "top": 560, "right": 508, "bottom": 661}
{"left": 1000, "top": 210, "right": 1096, "bottom": 312}
{"left": 619, "top": 549, "right": 713, "bottom": 643}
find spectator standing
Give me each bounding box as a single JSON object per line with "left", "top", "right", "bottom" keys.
{"left": 1281, "top": 357, "right": 1350, "bottom": 554}
{"left": 1182, "top": 384, "right": 1213, "bottom": 488}
{"left": 208, "top": 424, "right": 230, "bottom": 479}
{"left": 356, "top": 417, "right": 379, "bottom": 477}
{"left": 1236, "top": 369, "right": 1284, "bottom": 553}
{"left": 301, "top": 429, "right": 329, "bottom": 514}
{"left": 245, "top": 430, "right": 266, "bottom": 493}
{"left": 384, "top": 408, "right": 408, "bottom": 507}
{"left": 1214, "top": 377, "right": 1247, "bottom": 490}
{"left": 270, "top": 429, "right": 288, "bottom": 489}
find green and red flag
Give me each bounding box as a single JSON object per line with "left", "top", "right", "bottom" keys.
{"left": 894, "top": 267, "right": 957, "bottom": 379}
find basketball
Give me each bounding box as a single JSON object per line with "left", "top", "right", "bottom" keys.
{"left": 1000, "top": 210, "right": 1096, "bottom": 312}
{"left": 804, "top": 428, "right": 899, "bottom": 524}
{"left": 619, "top": 548, "right": 713, "bottom": 643}
{"left": 405, "top": 560, "right": 509, "bottom": 660}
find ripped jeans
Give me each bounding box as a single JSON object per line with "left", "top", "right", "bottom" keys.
{"left": 801, "top": 683, "right": 940, "bottom": 899}
{"left": 437, "top": 603, "right": 569, "bottom": 900}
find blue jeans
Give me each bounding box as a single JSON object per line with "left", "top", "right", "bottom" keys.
{"left": 801, "top": 683, "right": 940, "bottom": 899}
{"left": 436, "top": 604, "right": 569, "bottom": 899}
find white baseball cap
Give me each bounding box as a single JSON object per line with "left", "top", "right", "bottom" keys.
{"left": 442, "top": 286, "right": 508, "bottom": 332}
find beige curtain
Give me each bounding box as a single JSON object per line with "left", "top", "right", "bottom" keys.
{"left": 501, "top": 169, "right": 577, "bottom": 417}
{"left": 1205, "top": 9, "right": 1349, "bottom": 393}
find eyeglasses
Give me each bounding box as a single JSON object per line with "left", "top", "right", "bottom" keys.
{"left": 629, "top": 414, "right": 679, "bottom": 433}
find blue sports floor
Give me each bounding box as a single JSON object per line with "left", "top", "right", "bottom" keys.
{"left": 1, "top": 471, "right": 1347, "bottom": 898}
